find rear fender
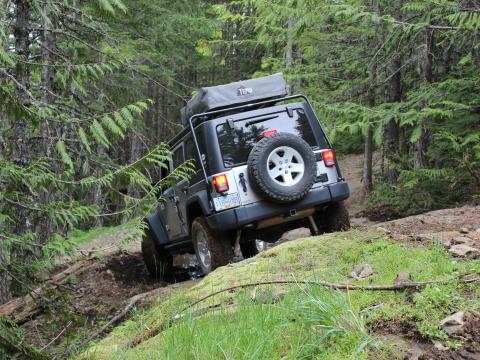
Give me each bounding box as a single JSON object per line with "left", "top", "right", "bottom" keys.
{"left": 144, "top": 212, "right": 170, "bottom": 247}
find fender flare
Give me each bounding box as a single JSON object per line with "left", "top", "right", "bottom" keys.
{"left": 144, "top": 212, "right": 170, "bottom": 247}
{"left": 186, "top": 190, "right": 211, "bottom": 223}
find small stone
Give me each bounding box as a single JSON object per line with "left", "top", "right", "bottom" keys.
{"left": 440, "top": 311, "right": 465, "bottom": 335}
{"left": 451, "top": 236, "right": 475, "bottom": 246}
{"left": 439, "top": 310, "right": 480, "bottom": 338}
{"left": 376, "top": 227, "right": 391, "bottom": 235}
{"left": 391, "top": 234, "right": 411, "bottom": 242}
{"left": 448, "top": 244, "right": 480, "bottom": 258}
{"left": 460, "top": 227, "right": 469, "bottom": 234}
{"left": 394, "top": 272, "right": 411, "bottom": 285}
{"left": 350, "top": 264, "right": 373, "bottom": 279}
{"left": 271, "top": 291, "right": 286, "bottom": 304}
{"left": 433, "top": 341, "right": 448, "bottom": 351}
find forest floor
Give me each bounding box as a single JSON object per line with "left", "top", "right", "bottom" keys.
{"left": 4, "top": 154, "right": 480, "bottom": 359}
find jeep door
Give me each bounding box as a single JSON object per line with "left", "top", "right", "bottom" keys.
{"left": 158, "top": 145, "right": 185, "bottom": 241}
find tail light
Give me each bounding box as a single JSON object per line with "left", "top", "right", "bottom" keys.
{"left": 213, "top": 174, "right": 229, "bottom": 193}
{"left": 263, "top": 129, "right": 278, "bottom": 137}
{"left": 322, "top": 150, "right": 336, "bottom": 167}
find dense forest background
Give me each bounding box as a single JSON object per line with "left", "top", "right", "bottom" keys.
{"left": 0, "top": 0, "right": 479, "bottom": 306}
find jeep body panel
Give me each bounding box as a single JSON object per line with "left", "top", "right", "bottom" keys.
{"left": 147, "top": 89, "right": 350, "bottom": 251}
{"left": 206, "top": 181, "right": 349, "bottom": 231}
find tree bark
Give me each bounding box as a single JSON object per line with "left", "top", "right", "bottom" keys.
{"left": 413, "top": 28, "right": 434, "bottom": 169}
{"left": 35, "top": 2, "right": 57, "bottom": 250}
{"left": 2, "top": 0, "right": 32, "bottom": 304}
{"left": 286, "top": 18, "right": 294, "bottom": 95}
{"left": 364, "top": 56, "right": 377, "bottom": 195}
{"left": 382, "top": 0, "right": 403, "bottom": 184}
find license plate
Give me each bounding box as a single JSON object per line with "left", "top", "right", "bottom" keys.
{"left": 213, "top": 193, "right": 240, "bottom": 211}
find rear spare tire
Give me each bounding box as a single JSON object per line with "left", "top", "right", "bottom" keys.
{"left": 192, "top": 217, "right": 234, "bottom": 274}
{"left": 247, "top": 133, "right": 317, "bottom": 203}
{"left": 142, "top": 229, "right": 173, "bottom": 280}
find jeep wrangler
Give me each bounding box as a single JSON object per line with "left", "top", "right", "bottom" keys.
{"left": 142, "top": 73, "right": 350, "bottom": 279}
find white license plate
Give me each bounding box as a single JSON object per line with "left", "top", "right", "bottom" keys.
{"left": 213, "top": 193, "right": 240, "bottom": 211}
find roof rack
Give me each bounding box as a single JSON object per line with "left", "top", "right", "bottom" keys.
{"left": 180, "top": 73, "right": 288, "bottom": 125}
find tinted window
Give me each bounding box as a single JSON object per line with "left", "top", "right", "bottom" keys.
{"left": 185, "top": 130, "right": 207, "bottom": 172}
{"left": 172, "top": 146, "right": 184, "bottom": 169}
{"left": 216, "top": 110, "right": 324, "bottom": 167}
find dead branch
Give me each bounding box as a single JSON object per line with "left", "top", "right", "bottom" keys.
{"left": 128, "top": 273, "right": 480, "bottom": 348}
{"left": 181, "top": 275, "right": 480, "bottom": 314}
{"left": 0, "top": 259, "right": 96, "bottom": 323}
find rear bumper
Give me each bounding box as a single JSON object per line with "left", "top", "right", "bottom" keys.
{"left": 206, "top": 181, "right": 349, "bottom": 231}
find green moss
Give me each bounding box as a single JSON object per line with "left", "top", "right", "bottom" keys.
{"left": 68, "top": 221, "right": 136, "bottom": 246}
{"left": 78, "top": 230, "right": 480, "bottom": 359}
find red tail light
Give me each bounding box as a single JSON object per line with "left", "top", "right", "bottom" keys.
{"left": 322, "top": 150, "right": 336, "bottom": 167}
{"left": 213, "top": 174, "right": 229, "bottom": 193}
{"left": 262, "top": 129, "right": 278, "bottom": 137}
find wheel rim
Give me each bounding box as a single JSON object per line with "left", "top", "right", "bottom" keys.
{"left": 266, "top": 146, "right": 305, "bottom": 186}
{"left": 196, "top": 229, "right": 211, "bottom": 270}
{"left": 255, "top": 240, "right": 267, "bottom": 252}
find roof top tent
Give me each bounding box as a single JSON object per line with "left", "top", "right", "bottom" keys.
{"left": 180, "top": 73, "right": 288, "bottom": 125}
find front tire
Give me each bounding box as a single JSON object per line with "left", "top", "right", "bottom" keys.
{"left": 192, "top": 217, "right": 234, "bottom": 274}
{"left": 141, "top": 229, "right": 173, "bottom": 280}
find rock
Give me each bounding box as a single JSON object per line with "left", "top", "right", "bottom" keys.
{"left": 391, "top": 234, "right": 411, "bottom": 242}
{"left": 448, "top": 244, "right": 480, "bottom": 258}
{"left": 350, "top": 264, "right": 373, "bottom": 279}
{"left": 451, "top": 236, "right": 476, "bottom": 246}
{"left": 251, "top": 288, "right": 286, "bottom": 304}
{"left": 460, "top": 227, "right": 469, "bottom": 234}
{"left": 394, "top": 272, "right": 411, "bottom": 284}
{"left": 271, "top": 291, "right": 286, "bottom": 304}
{"left": 440, "top": 311, "right": 465, "bottom": 336}
{"left": 376, "top": 226, "right": 391, "bottom": 235}
{"left": 440, "top": 310, "right": 480, "bottom": 337}
{"left": 433, "top": 340, "right": 448, "bottom": 351}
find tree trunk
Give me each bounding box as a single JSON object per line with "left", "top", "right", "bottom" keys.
{"left": 413, "top": 28, "right": 434, "bottom": 169}
{"left": 35, "top": 2, "right": 57, "bottom": 250}
{"left": 3, "top": 0, "right": 33, "bottom": 304}
{"left": 383, "top": 0, "right": 403, "bottom": 184}
{"left": 363, "top": 51, "right": 377, "bottom": 195}
{"left": 286, "top": 18, "right": 294, "bottom": 95}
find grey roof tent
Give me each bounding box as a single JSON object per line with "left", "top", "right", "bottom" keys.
{"left": 181, "top": 73, "right": 288, "bottom": 125}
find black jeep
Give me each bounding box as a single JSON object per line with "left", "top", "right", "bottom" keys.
{"left": 142, "top": 73, "right": 350, "bottom": 279}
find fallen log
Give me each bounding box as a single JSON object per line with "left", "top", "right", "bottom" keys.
{"left": 0, "top": 259, "right": 97, "bottom": 323}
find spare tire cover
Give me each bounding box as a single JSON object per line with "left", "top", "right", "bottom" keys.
{"left": 247, "top": 132, "right": 317, "bottom": 203}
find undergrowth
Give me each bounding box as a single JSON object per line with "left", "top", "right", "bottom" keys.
{"left": 79, "top": 230, "right": 480, "bottom": 360}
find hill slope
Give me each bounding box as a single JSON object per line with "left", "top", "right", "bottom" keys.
{"left": 81, "top": 219, "right": 480, "bottom": 359}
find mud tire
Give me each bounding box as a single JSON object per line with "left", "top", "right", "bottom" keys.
{"left": 313, "top": 202, "right": 351, "bottom": 233}
{"left": 240, "top": 240, "right": 267, "bottom": 258}
{"left": 192, "top": 217, "right": 234, "bottom": 274}
{"left": 141, "top": 229, "right": 173, "bottom": 280}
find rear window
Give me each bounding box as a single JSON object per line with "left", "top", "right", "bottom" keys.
{"left": 216, "top": 110, "right": 324, "bottom": 167}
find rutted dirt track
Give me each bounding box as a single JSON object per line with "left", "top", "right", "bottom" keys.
{"left": 7, "top": 154, "right": 480, "bottom": 356}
